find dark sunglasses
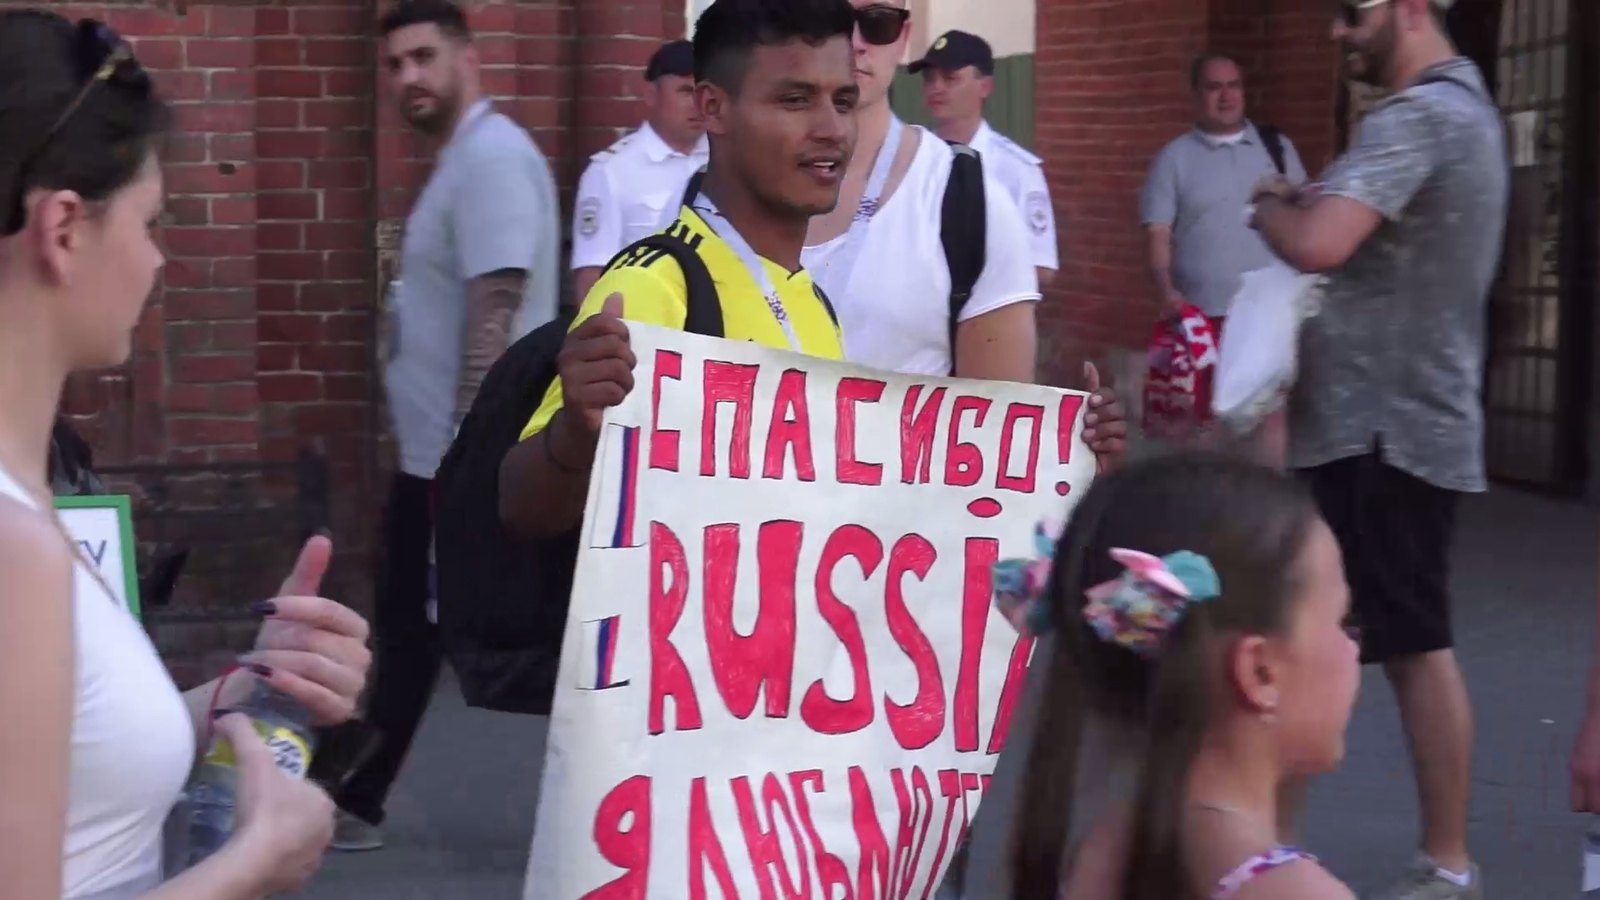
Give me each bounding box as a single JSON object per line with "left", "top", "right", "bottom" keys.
{"left": 4, "top": 19, "right": 147, "bottom": 236}
{"left": 1338, "top": 0, "right": 1389, "bottom": 27}
{"left": 856, "top": 5, "right": 911, "bottom": 47}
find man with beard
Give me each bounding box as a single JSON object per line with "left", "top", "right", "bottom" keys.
{"left": 1251, "top": 1, "right": 1505, "bottom": 897}
{"left": 334, "top": 0, "right": 560, "bottom": 851}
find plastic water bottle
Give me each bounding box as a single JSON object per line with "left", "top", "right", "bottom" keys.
{"left": 183, "top": 678, "right": 316, "bottom": 867}
{"left": 1584, "top": 815, "right": 1600, "bottom": 897}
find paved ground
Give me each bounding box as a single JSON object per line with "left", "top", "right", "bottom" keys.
{"left": 290, "top": 488, "right": 1598, "bottom": 900}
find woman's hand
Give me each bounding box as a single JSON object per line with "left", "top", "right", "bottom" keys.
{"left": 243, "top": 534, "right": 371, "bottom": 726}
{"left": 215, "top": 713, "right": 334, "bottom": 893}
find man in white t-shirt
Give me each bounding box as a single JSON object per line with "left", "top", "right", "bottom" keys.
{"left": 801, "top": 0, "right": 1042, "bottom": 386}
{"left": 569, "top": 40, "right": 709, "bottom": 303}
{"left": 915, "top": 29, "right": 1059, "bottom": 287}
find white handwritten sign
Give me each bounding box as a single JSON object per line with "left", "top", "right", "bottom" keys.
{"left": 54, "top": 495, "right": 141, "bottom": 619}
{"left": 524, "top": 323, "right": 1094, "bottom": 899}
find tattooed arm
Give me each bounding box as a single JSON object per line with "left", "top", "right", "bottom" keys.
{"left": 455, "top": 268, "right": 527, "bottom": 425}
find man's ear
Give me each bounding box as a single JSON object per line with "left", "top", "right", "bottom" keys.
{"left": 979, "top": 75, "right": 995, "bottom": 101}
{"left": 697, "top": 81, "right": 730, "bottom": 137}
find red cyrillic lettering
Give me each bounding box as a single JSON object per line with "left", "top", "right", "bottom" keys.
{"left": 943, "top": 396, "right": 992, "bottom": 487}
{"left": 789, "top": 771, "right": 853, "bottom": 900}
{"left": 689, "top": 777, "right": 740, "bottom": 900}
{"left": 701, "top": 361, "right": 760, "bottom": 478}
{"left": 648, "top": 522, "right": 702, "bottom": 734}
{"left": 954, "top": 537, "right": 998, "bottom": 751}
{"left": 898, "top": 385, "right": 946, "bottom": 485}
{"left": 704, "top": 522, "right": 799, "bottom": 720}
{"left": 650, "top": 350, "right": 683, "bottom": 471}
{"left": 578, "top": 775, "right": 651, "bottom": 900}
{"left": 986, "top": 635, "right": 1035, "bottom": 754}
{"left": 732, "top": 774, "right": 812, "bottom": 900}
{"left": 850, "top": 767, "right": 892, "bottom": 900}
{"left": 890, "top": 768, "right": 936, "bottom": 899}
{"left": 764, "top": 369, "right": 817, "bottom": 481}
{"left": 994, "top": 403, "right": 1045, "bottom": 494}
{"left": 835, "top": 378, "right": 886, "bottom": 485}
{"left": 884, "top": 534, "right": 944, "bottom": 751}
{"left": 801, "top": 525, "right": 881, "bottom": 735}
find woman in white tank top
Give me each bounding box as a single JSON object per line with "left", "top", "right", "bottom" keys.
{"left": 0, "top": 13, "right": 372, "bottom": 899}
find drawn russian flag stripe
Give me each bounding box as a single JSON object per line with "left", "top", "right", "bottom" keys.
{"left": 577, "top": 615, "right": 629, "bottom": 692}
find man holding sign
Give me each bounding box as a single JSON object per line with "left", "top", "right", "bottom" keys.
{"left": 496, "top": 1, "right": 1128, "bottom": 896}
{"left": 499, "top": 0, "right": 1128, "bottom": 541}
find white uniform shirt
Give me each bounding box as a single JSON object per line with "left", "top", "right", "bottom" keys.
{"left": 570, "top": 122, "right": 709, "bottom": 269}
{"left": 968, "top": 120, "right": 1058, "bottom": 272}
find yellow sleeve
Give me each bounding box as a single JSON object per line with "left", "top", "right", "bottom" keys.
{"left": 518, "top": 260, "right": 690, "bottom": 440}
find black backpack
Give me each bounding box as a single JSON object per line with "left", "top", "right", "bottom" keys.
{"left": 434, "top": 227, "right": 724, "bottom": 715}
{"left": 1258, "top": 124, "right": 1288, "bottom": 175}
{"left": 941, "top": 141, "right": 988, "bottom": 375}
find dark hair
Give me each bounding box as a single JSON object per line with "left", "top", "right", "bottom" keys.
{"left": 1188, "top": 50, "right": 1242, "bottom": 91}
{"left": 692, "top": 0, "right": 856, "bottom": 93}
{"left": 1009, "top": 454, "right": 1320, "bottom": 900}
{"left": 0, "top": 11, "right": 167, "bottom": 236}
{"left": 379, "top": 0, "right": 471, "bottom": 40}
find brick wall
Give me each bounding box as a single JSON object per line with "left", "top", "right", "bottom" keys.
{"left": 21, "top": 0, "right": 677, "bottom": 680}
{"left": 1032, "top": 0, "right": 1339, "bottom": 387}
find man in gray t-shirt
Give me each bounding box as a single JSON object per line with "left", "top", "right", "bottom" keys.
{"left": 1251, "top": 1, "right": 1504, "bottom": 897}
{"left": 333, "top": 0, "right": 560, "bottom": 852}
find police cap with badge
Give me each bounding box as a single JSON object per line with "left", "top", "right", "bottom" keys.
{"left": 908, "top": 29, "right": 995, "bottom": 77}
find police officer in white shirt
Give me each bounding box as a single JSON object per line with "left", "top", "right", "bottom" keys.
{"left": 915, "top": 30, "right": 1059, "bottom": 286}
{"left": 569, "top": 39, "right": 709, "bottom": 302}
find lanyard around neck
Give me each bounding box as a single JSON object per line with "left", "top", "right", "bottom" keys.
{"left": 692, "top": 187, "right": 803, "bottom": 352}
{"left": 809, "top": 115, "right": 903, "bottom": 303}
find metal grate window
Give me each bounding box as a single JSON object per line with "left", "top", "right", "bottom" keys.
{"left": 1484, "top": 0, "right": 1585, "bottom": 488}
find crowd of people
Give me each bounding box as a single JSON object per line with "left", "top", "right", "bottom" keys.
{"left": 0, "top": 0, "right": 1575, "bottom": 898}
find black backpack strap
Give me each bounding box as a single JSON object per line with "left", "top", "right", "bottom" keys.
{"left": 1258, "top": 124, "right": 1287, "bottom": 175}
{"left": 942, "top": 142, "right": 987, "bottom": 375}
{"left": 602, "top": 231, "right": 725, "bottom": 338}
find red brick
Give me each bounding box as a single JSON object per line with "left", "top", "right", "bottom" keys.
{"left": 164, "top": 163, "right": 250, "bottom": 195}
{"left": 257, "top": 191, "right": 319, "bottom": 220}
{"left": 257, "top": 222, "right": 302, "bottom": 253}
{"left": 324, "top": 313, "right": 370, "bottom": 343}
{"left": 164, "top": 227, "right": 255, "bottom": 259}
{"left": 325, "top": 374, "right": 369, "bottom": 403}
{"left": 210, "top": 198, "right": 255, "bottom": 226}
{"left": 256, "top": 8, "right": 292, "bottom": 36}
{"left": 257, "top": 161, "right": 308, "bottom": 191}
{"left": 293, "top": 8, "right": 370, "bottom": 37}
{"left": 172, "top": 353, "right": 255, "bottom": 384}
{"left": 309, "top": 159, "right": 370, "bottom": 190}
{"left": 305, "top": 99, "right": 369, "bottom": 130}
{"left": 169, "top": 417, "right": 259, "bottom": 447}
{"left": 212, "top": 258, "right": 258, "bottom": 289}
{"left": 257, "top": 130, "right": 324, "bottom": 160}
{"left": 306, "top": 222, "right": 365, "bottom": 253}
{"left": 209, "top": 134, "right": 255, "bottom": 163}
{"left": 259, "top": 313, "right": 323, "bottom": 344}
{"left": 209, "top": 70, "right": 255, "bottom": 102}
{"left": 165, "top": 384, "right": 214, "bottom": 414}
{"left": 257, "top": 283, "right": 299, "bottom": 312}
{"left": 213, "top": 383, "right": 259, "bottom": 415}
{"left": 259, "top": 373, "right": 324, "bottom": 404}
{"left": 306, "top": 37, "right": 371, "bottom": 68}
{"left": 206, "top": 6, "right": 258, "bottom": 38}
{"left": 258, "top": 344, "right": 296, "bottom": 373}
{"left": 298, "top": 344, "right": 368, "bottom": 373}
{"left": 256, "top": 37, "right": 304, "bottom": 67}
{"left": 163, "top": 290, "right": 254, "bottom": 322}
{"left": 211, "top": 322, "right": 258, "bottom": 351}
{"left": 185, "top": 39, "right": 254, "bottom": 69}
{"left": 257, "top": 69, "right": 325, "bottom": 99}
{"left": 164, "top": 197, "right": 209, "bottom": 227}
{"left": 133, "top": 38, "right": 183, "bottom": 70}
{"left": 258, "top": 252, "right": 326, "bottom": 282}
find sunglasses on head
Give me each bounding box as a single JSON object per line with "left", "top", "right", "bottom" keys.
{"left": 1338, "top": 0, "right": 1390, "bottom": 27}
{"left": 4, "top": 19, "right": 147, "bottom": 235}
{"left": 856, "top": 5, "right": 910, "bottom": 47}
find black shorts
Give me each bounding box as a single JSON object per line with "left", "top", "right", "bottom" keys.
{"left": 1298, "top": 452, "right": 1461, "bottom": 664}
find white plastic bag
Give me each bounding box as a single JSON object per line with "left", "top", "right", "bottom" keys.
{"left": 1212, "top": 261, "right": 1323, "bottom": 434}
